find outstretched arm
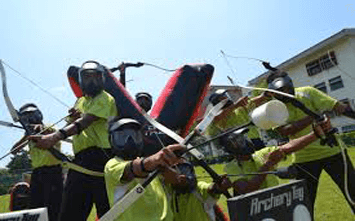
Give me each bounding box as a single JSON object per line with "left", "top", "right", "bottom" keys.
{"left": 214, "top": 96, "right": 249, "bottom": 121}
{"left": 121, "top": 144, "right": 185, "bottom": 182}
{"left": 28, "top": 113, "right": 98, "bottom": 149}
{"left": 214, "top": 92, "right": 271, "bottom": 122}
{"left": 232, "top": 117, "right": 331, "bottom": 195}
{"left": 275, "top": 115, "right": 313, "bottom": 137}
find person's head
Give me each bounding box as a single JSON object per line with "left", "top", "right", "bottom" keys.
{"left": 162, "top": 162, "right": 197, "bottom": 194}
{"left": 208, "top": 89, "right": 233, "bottom": 108}
{"left": 108, "top": 117, "right": 144, "bottom": 160}
{"left": 135, "top": 92, "right": 153, "bottom": 112}
{"left": 266, "top": 70, "right": 295, "bottom": 102}
{"left": 78, "top": 60, "right": 106, "bottom": 97}
{"left": 219, "top": 128, "right": 255, "bottom": 158}
{"left": 18, "top": 103, "right": 43, "bottom": 125}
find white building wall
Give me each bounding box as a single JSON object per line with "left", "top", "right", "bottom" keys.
{"left": 283, "top": 37, "right": 355, "bottom": 131}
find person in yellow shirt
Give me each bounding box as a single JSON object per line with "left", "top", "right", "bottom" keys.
{"left": 12, "top": 103, "right": 62, "bottom": 221}
{"left": 222, "top": 117, "right": 332, "bottom": 197}
{"left": 29, "top": 61, "right": 118, "bottom": 221}
{"left": 207, "top": 89, "right": 271, "bottom": 151}
{"left": 267, "top": 70, "right": 355, "bottom": 215}
{"left": 105, "top": 117, "right": 185, "bottom": 221}
{"left": 161, "top": 162, "right": 231, "bottom": 221}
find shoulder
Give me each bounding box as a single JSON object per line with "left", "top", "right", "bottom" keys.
{"left": 105, "top": 157, "right": 128, "bottom": 174}
{"left": 295, "top": 86, "right": 313, "bottom": 98}
{"left": 95, "top": 91, "right": 115, "bottom": 102}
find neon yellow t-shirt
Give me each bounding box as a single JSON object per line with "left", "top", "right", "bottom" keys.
{"left": 29, "top": 137, "right": 62, "bottom": 169}
{"left": 207, "top": 99, "right": 261, "bottom": 139}
{"left": 168, "top": 181, "right": 219, "bottom": 221}
{"left": 224, "top": 146, "right": 280, "bottom": 191}
{"left": 72, "top": 91, "right": 118, "bottom": 154}
{"left": 284, "top": 87, "right": 340, "bottom": 163}
{"left": 104, "top": 157, "right": 173, "bottom": 221}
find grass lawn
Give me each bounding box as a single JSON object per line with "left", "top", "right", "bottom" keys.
{"left": 1, "top": 148, "right": 355, "bottom": 220}
{"left": 195, "top": 148, "right": 355, "bottom": 220}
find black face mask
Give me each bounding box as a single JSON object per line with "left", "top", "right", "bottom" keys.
{"left": 137, "top": 97, "right": 152, "bottom": 112}
{"left": 82, "top": 81, "right": 104, "bottom": 97}
{"left": 20, "top": 110, "right": 43, "bottom": 125}
{"left": 219, "top": 131, "right": 255, "bottom": 156}
{"left": 110, "top": 127, "right": 144, "bottom": 160}
{"left": 79, "top": 70, "right": 104, "bottom": 97}
{"left": 268, "top": 76, "right": 295, "bottom": 103}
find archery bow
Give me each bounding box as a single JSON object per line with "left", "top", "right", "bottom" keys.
{"left": 109, "top": 61, "right": 176, "bottom": 87}
{"left": 222, "top": 53, "right": 355, "bottom": 206}
{"left": 0, "top": 60, "right": 20, "bottom": 122}
{"left": 0, "top": 120, "right": 24, "bottom": 129}
{"left": 99, "top": 99, "right": 230, "bottom": 221}
{"left": 0, "top": 60, "right": 71, "bottom": 162}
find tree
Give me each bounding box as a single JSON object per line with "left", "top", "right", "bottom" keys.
{"left": 6, "top": 151, "right": 32, "bottom": 172}
{"left": 250, "top": 77, "right": 268, "bottom": 97}
{"left": 0, "top": 169, "right": 11, "bottom": 195}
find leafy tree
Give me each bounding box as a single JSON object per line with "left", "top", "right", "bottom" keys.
{"left": 250, "top": 77, "right": 268, "bottom": 97}
{"left": 0, "top": 169, "right": 10, "bottom": 195}
{"left": 6, "top": 151, "right": 32, "bottom": 172}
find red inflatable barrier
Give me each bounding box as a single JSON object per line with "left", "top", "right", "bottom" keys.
{"left": 151, "top": 64, "right": 214, "bottom": 136}
{"left": 67, "top": 63, "right": 214, "bottom": 153}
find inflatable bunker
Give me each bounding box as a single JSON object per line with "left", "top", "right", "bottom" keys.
{"left": 67, "top": 63, "right": 214, "bottom": 155}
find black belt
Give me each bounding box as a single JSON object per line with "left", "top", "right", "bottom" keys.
{"left": 32, "top": 165, "right": 62, "bottom": 174}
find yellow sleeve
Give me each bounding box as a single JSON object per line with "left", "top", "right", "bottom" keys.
{"left": 307, "top": 87, "right": 337, "bottom": 112}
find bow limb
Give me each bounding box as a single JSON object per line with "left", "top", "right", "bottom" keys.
{"left": 0, "top": 120, "right": 24, "bottom": 129}
{"left": 0, "top": 60, "right": 20, "bottom": 122}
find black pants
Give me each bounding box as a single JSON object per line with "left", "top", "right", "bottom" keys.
{"left": 58, "top": 147, "right": 113, "bottom": 221}
{"left": 30, "top": 165, "right": 63, "bottom": 221}
{"left": 294, "top": 152, "right": 355, "bottom": 215}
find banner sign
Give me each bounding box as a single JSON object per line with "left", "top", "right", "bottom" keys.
{"left": 227, "top": 180, "right": 312, "bottom": 221}
{"left": 0, "top": 207, "right": 48, "bottom": 221}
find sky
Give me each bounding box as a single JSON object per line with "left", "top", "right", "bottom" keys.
{"left": 0, "top": 0, "right": 354, "bottom": 168}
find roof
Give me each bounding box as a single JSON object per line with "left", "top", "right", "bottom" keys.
{"left": 248, "top": 28, "right": 355, "bottom": 85}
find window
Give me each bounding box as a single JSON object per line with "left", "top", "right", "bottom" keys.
{"left": 320, "top": 51, "right": 337, "bottom": 70}
{"left": 306, "top": 51, "right": 338, "bottom": 76}
{"left": 339, "top": 98, "right": 350, "bottom": 106}
{"left": 314, "top": 82, "right": 327, "bottom": 93}
{"left": 306, "top": 60, "right": 322, "bottom": 76}
{"left": 329, "top": 76, "right": 344, "bottom": 91}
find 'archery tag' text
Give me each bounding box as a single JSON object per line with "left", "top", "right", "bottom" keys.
{"left": 249, "top": 186, "right": 304, "bottom": 216}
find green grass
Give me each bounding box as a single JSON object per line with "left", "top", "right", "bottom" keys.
{"left": 1, "top": 149, "right": 355, "bottom": 220}
{"left": 195, "top": 149, "right": 355, "bottom": 220}
{"left": 0, "top": 194, "right": 10, "bottom": 213}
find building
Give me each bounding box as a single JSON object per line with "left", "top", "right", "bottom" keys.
{"left": 248, "top": 28, "right": 355, "bottom": 133}
{"left": 196, "top": 28, "right": 355, "bottom": 158}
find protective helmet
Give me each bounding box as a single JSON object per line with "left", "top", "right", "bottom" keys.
{"left": 267, "top": 71, "right": 295, "bottom": 102}
{"left": 9, "top": 182, "right": 31, "bottom": 211}
{"left": 174, "top": 162, "right": 197, "bottom": 194}
{"left": 108, "top": 118, "right": 144, "bottom": 160}
{"left": 78, "top": 60, "right": 106, "bottom": 97}
{"left": 135, "top": 92, "right": 153, "bottom": 112}
{"left": 219, "top": 128, "right": 255, "bottom": 156}
{"left": 208, "top": 89, "right": 233, "bottom": 108}
{"left": 18, "top": 103, "right": 43, "bottom": 124}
